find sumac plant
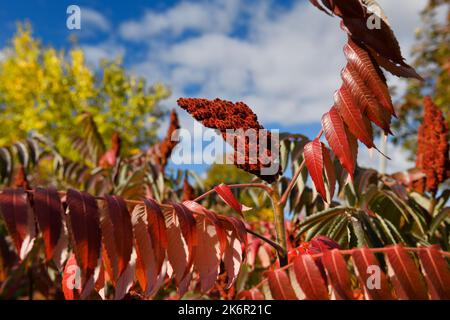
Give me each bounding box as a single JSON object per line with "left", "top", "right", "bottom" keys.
{"left": 0, "top": 0, "right": 449, "bottom": 300}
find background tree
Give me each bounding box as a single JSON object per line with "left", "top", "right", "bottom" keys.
{"left": 394, "top": 0, "right": 450, "bottom": 155}
{"left": 0, "top": 24, "right": 170, "bottom": 163}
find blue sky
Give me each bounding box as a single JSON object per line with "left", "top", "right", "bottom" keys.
{"left": 0, "top": 0, "right": 433, "bottom": 174}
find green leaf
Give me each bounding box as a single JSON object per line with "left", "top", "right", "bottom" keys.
{"left": 297, "top": 207, "right": 348, "bottom": 236}
{"left": 429, "top": 208, "right": 450, "bottom": 237}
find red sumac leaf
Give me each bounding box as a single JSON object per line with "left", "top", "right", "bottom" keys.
{"left": 293, "top": 254, "right": 329, "bottom": 300}
{"left": 267, "top": 269, "right": 298, "bottom": 300}
{"left": 214, "top": 183, "right": 251, "bottom": 215}
{"left": 418, "top": 246, "right": 450, "bottom": 300}
{"left": 304, "top": 139, "right": 326, "bottom": 201}
{"left": 322, "top": 249, "right": 354, "bottom": 299}
{"left": 322, "top": 107, "right": 357, "bottom": 178}
{"left": 66, "top": 189, "right": 101, "bottom": 283}
{"left": 344, "top": 40, "right": 395, "bottom": 116}
{"left": 237, "top": 288, "right": 265, "bottom": 300}
{"left": 222, "top": 221, "right": 244, "bottom": 288}
{"left": 334, "top": 85, "right": 374, "bottom": 148}
{"left": 219, "top": 215, "right": 248, "bottom": 248}
{"left": 385, "top": 244, "right": 428, "bottom": 300}
{"left": 322, "top": 145, "right": 336, "bottom": 202}
{"left": 341, "top": 63, "right": 392, "bottom": 134}
{"left": 352, "top": 247, "right": 393, "bottom": 300}
{"left": 131, "top": 204, "right": 161, "bottom": 296}
{"left": 183, "top": 200, "right": 227, "bottom": 257}
{"left": 144, "top": 198, "right": 168, "bottom": 277}
{"left": 193, "top": 215, "right": 221, "bottom": 293}
{"left": 62, "top": 254, "right": 82, "bottom": 300}
{"left": 100, "top": 195, "right": 133, "bottom": 281}
{"left": 369, "top": 48, "right": 423, "bottom": 81}
{"left": 33, "top": 188, "right": 63, "bottom": 262}
{"left": 172, "top": 203, "right": 197, "bottom": 275}
{"left": 0, "top": 188, "right": 35, "bottom": 260}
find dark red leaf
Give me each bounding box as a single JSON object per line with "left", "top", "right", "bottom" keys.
{"left": 418, "top": 246, "right": 450, "bottom": 300}
{"left": 385, "top": 244, "right": 428, "bottom": 300}
{"left": 321, "top": 107, "right": 357, "bottom": 178}
{"left": 0, "top": 188, "right": 35, "bottom": 260}
{"left": 322, "top": 249, "right": 354, "bottom": 299}
{"left": 193, "top": 215, "right": 221, "bottom": 293}
{"left": 172, "top": 203, "right": 198, "bottom": 279}
{"left": 144, "top": 198, "right": 168, "bottom": 277}
{"left": 66, "top": 189, "right": 101, "bottom": 283}
{"left": 237, "top": 288, "right": 265, "bottom": 300}
{"left": 183, "top": 200, "right": 227, "bottom": 258}
{"left": 131, "top": 204, "right": 163, "bottom": 296}
{"left": 62, "top": 254, "right": 82, "bottom": 300}
{"left": 33, "top": 187, "right": 63, "bottom": 262}
{"left": 344, "top": 40, "right": 395, "bottom": 116}
{"left": 309, "top": 235, "right": 340, "bottom": 253}
{"left": 267, "top": 269, "right": 298, "bottom": 300}
{"left": 335, "top": 85, "right": 374, "bottom": 148}
{"left": 214, "top": 183, "right": 251, "bottom": 215}
{"left": 101, "top": 195, "right": 133, "bottom": 279}
{"left": 341, "top": 63, "right": 392, "bottom": 134}
{"left": 352, "top": 247, "right": 393, "bottom": 300}
{"left": 304, "top": 139, "right": 327, "bottom": 201}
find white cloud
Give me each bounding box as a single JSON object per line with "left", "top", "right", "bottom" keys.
{"left": 119, "top": 0, "right": 241, "bottom": 41}
{"left": 81, "top": 8, "right": 111, "bottom": 33}
{"left": 114, "top": 0, "right": 428, "bottom": 173}
{"left": 359, "top": 138, "right": 414, "bottom": 174}
{"left": 123, "top": 0, "right": 427, "bottom": 127}
{"left": 126, "top": 1, "right": 347, "bottom": 124}
{"left": 80, "top": 41, "right": 125, "bottom": 67}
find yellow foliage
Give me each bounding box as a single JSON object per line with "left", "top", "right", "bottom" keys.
{"left": 0, "top": 24, "right": 170, "bottom": 160}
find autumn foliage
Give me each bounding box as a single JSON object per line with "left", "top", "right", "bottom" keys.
{"left": 0, "top": 0, "right": 449, "bottom": 301}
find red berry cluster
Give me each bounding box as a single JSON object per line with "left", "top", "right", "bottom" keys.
{"left": 414, "top": 96, "right": 450, "bottom": 193}
{"left": 177, "top": 98, "right": 281, "bottom": 183}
